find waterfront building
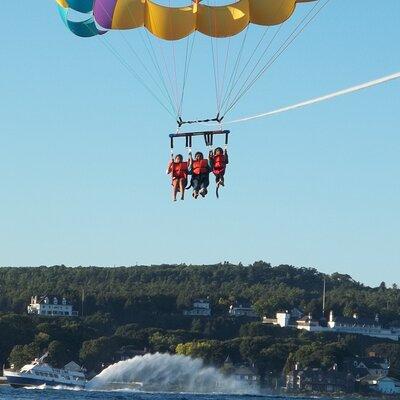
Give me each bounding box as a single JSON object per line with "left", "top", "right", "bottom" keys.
{"left": 183, "top": 299, "right": 211, "bottom": 316}
{"left": 375, "top": 376, "right": 400, "bottom": 394}
{"left": 263, "top": 309, "right": 400, "bottom": 341}
{"left": 343, "top": 356, "right": 389, "bottom": 379}
{"left": 27, "top": 295, "right": 78, "bottom": 317}
{"left": 232, "top": 365, "right": 259, "bottom": 384}
{"left": 286, "top": 367, "right": 355, "bottom": 393}
{"left": 359, "top": 375, "right": 400, "bottom": 394}
{"left": 221, "top": 357, "right": 260, "bottom": 386}
{"left": 326, "top": 311, "right": 400, "bottom": 340}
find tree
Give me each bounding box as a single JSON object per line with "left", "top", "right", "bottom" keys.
{"left": 79, "top": 336, "right": 122, "bottom": 371}
{"left": 9, "top": 343, "right": 39, "bottom": 369}
{"left": 46, "top": 340, "right": 71, "bottom": 368}
{"left": 0, "top": 314, "right": 35, "bottom": 367}
{"left": 176, "top": 340, "right": 227, "bottom": 365}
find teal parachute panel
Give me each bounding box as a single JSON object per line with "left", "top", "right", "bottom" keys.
{"left": 67, "top": 0, "right": 94, "bottom": 14}
{"left": 56, "top": 0, "right": 105, "bottom": 37}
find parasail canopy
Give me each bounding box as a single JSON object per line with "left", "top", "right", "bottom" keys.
{"left": 55, "top": 0, "right": 325, "bottom": 125}
{"left": 57, "top": 0, "right": 316, "bottom": 39}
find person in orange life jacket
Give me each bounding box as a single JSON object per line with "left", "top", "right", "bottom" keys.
{"left": 188, "top": 151, "right": 212, "bottom": 199}
{"left": 210, "top": 147, "right": 228, "bottom": 187}
{"left": 167, "top": 154, "right": 188, "bottom": 201}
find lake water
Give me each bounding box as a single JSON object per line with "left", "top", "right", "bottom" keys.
{"left": 0, "top": 354, "right": 338, "bottom": 400}
{"left": 0, "top": 388, "right": 327, "bottom": 400}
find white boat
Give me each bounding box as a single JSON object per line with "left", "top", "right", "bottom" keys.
{"left": 3, "top": 353, "right": 87, "bottom": 389}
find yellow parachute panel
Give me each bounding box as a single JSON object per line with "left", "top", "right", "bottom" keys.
{"left": 94, "top": 0, "right": 316, "bottom": 40}
{"left": 112, "top": 0, "right": 145, "bottom": 30}
{"left": 145, "top": 1, "right": 196, "bottom": 40}
{"left": 197, "top": 0, "right": 250, "bottom": 38}
{"left": 249, "top": 0, "right": 296, "bottom": 26}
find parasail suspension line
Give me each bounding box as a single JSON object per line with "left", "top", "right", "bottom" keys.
{"left": 220, "top": 0, "right": 289, "bottom": 114}
{"left": 219, "top": 26, "right": 249, "bottom": 115}
{"left": 178, "top": 32, "right": 197, "bottom": 119}
{"left": 95, "top": 1, "right": 178, "bottom": 117}
{"left": 220, "top": 20, "right": 285, "bottom": 116}
{"left": 223, "top": 0, "right": 331, "bottom": 117}
{"left": 95, "top": 36, "right": 176, "bottom": 119}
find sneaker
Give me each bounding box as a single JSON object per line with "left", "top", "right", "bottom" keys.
{"left": 200, "top": 188, "right": 208, "bottom": 197}
{"left": 193, "top": 191, "right": 199, "bottom": 199}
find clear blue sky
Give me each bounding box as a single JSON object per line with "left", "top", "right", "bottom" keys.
{"left": 0, "top": 1, "right": 399, "bottom": 287}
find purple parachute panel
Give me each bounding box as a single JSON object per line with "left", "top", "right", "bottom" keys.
{"left": 93, "top": 0, "right": 118, "bottom": 29}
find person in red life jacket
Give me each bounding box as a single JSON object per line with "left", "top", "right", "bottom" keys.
{"left": 210, "top": 147, "right": 229, "bottom": 188}
{"left": 167, "top": 154, "right": 188, "bottom": 201}
{"left": 188, "top": 151, "right": 212, "bottom": 199}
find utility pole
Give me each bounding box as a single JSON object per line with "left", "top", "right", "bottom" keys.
{"left": 322, "top": 277, "right": 326, "bottom": 318}
{"left": 81, "top": 288, "right": 85, "bottom": 318}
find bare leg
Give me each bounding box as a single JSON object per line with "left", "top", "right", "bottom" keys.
{"left": 179, "top": 179, "right": 185, "bottom": 200}
{"left": 172, "top": 180, "right": 178, "bottom": 201}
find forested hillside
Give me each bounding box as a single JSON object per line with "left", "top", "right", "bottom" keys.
{"left": 1, "top": 262, "right": 399, "bottom": 324}
{"left": 1, "top": 262, "right": 400, "bottom": 378}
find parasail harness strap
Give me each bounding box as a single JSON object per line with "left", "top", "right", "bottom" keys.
{"left": 169, "top": 129, "right": 230, "bottom": 151}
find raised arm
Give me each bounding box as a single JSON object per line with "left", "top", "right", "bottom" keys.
{"left": 166, "top": 160, "right": 173, "bottom": 175}
{"left": 207, "top": 157, "right": 213, "bottom": 172}
{"left": 208, "top": 151, "right": 214, "bottom": 170}
{"left": 187, "top": 153, "right": 193, "bottom": 174}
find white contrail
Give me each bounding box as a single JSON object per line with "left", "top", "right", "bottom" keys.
{"left": 224, "top": 71, "right": 400, "bottom": 124}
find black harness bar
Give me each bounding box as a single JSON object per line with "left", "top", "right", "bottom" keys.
{"left": 177, "top": 114, "right": 224, "bottom": 128}
{"left": 170, "top": 130, "right": 230, "bottom": 149}
{"left": 169, "top": 129, "right": 230, "bottom": 139}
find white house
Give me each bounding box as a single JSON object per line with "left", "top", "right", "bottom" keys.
{"left": 183, "top": 299, "right": 211, "bottom": 316}
{"left": 28, "top": 295, "right": 78, "bottom": 317}
{"left": 229, "top": 304, "right": 258, "bottom": 318}
{"left": 295, "top": 314, "right": 328, "bottom": 333}
{"left": 275, "top": 311, "right": 293, "bottom": 327}
{"left": 263, "top": 308, "right": 305, "bottom": 328}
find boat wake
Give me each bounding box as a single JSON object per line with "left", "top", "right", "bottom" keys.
{"left": 87, "top": 352, "right": 259, "bottom": 395}
{"left": 22, "top": 384, "right": 82, "bottom": 391}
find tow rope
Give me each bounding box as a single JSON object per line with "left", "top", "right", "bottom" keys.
{"left": 219, "top": 71, "right": 400, "bottom": 124}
